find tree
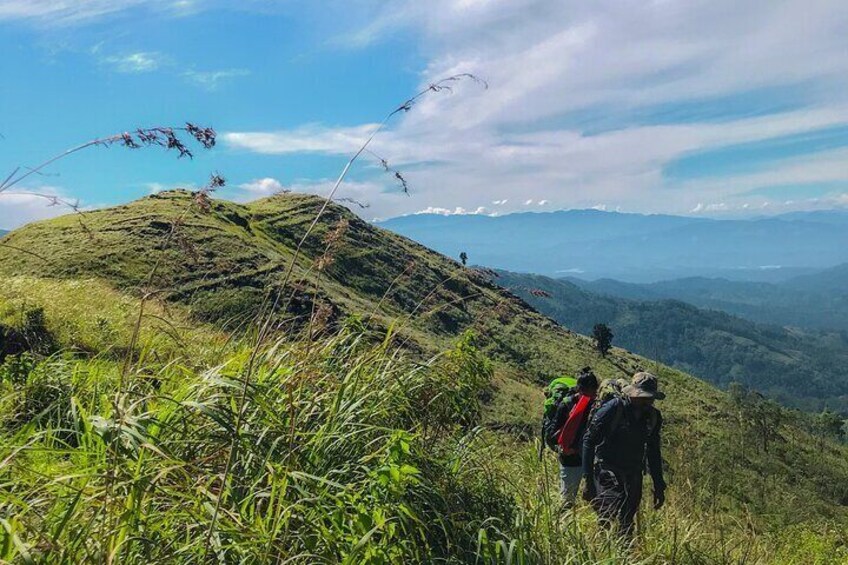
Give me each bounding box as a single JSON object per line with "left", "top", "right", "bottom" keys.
{"left": 815, "top": 409, "right": 846, "bottom": 443}
{"left": 459, "top": 251, "right": 468, "bottom": 266}
{"left": 592, "top": 323, "right": 614, "bottom": 357}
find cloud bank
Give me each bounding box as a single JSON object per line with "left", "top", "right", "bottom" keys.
{"left": 224, "top": 0, "right": 848, "bottom": 219}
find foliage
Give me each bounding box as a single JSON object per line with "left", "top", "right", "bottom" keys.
{"left": 592, "top": 323, "right": 613, "bottom": 357}
{"left": 499, "top": 270, "right": 848, "bottom": 414}
{"left": 0, "top": 329, "right": 519, "bottom": 563}
{"left": 574, "top": 268, "right": 848, "bottom": 333}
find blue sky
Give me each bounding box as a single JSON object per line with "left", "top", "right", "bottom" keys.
{"left": 2, "top": 0, "right": 848, "bottom": 228}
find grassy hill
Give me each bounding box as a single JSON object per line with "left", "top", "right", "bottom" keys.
{"left": 0, "top": 191, "right": 846, "bottom": 563}
{"left": 498, "top": 270, "right": 848, "bottom": 414}
{"left": 0, "top": 190, "right": 612, "bottom": 390}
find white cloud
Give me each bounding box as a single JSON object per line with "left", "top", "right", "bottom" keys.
{"left": 232, "top": 178, "right": 390, "bottom": 210}
{"left": 238, "top": 177, "right": 287, "bottom": 195}
{"left": 225, "top": 0, "right": 848, "bottom": 219}
{"left": 52, "top": 0, "right": 841, "bottom": 220}
{"left": 523, "top": 199, "right": 534, "bottom": 206}
{"left": 99, "top": 50, "right": 250, "bottom": 88}
{"left": 224, "top": 124, "right": 381, "bottom": 155}
{"left": 0, "top": 0, "right": 197, "bottom": 24}
{"left": 538, "top": 199, "right": 548, "bottom": 206}
{"left": 414, "top": 206, "right": 491, "bottom": 216}
{"left": 183, "top": 68, "right": 250, "bottom": 90}
{"left": 0, "top": 0, "right": 142, "bottom": 22}
{"left": 103, "top": 52, "right": 162, "bottom": 73}
{"left": 0, "top": 189, "right": 74, "bottom": 229}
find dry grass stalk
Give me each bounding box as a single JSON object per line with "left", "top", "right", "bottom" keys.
{"left": 203, "top": 74, "right": 487, "bottom": 556}
{"left": 0, "top": 123, "right": 217, "bottom": 195}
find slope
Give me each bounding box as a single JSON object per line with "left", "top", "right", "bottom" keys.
{"left": 0, "top": 191, "right": 846, "bottom": 562}
{"left": 0, "top": 190, "right": 615, "bottom": 391}
{"left": 498, "top": 270, "right": 848, "bottom": 414}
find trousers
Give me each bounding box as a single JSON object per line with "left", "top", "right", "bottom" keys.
{"left": 558, "top": 463, "right": 583, "bottom": 503}
{"left": 592, "top": 462, "right": 643, "bottom": 537}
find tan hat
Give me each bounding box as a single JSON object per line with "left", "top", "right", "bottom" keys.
{"left": 622, "top": 372, "right": 665, "bottom": 399}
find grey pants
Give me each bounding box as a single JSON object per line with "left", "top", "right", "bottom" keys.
{"left": 559, "top": 463, "right": 583, "bottom": 503}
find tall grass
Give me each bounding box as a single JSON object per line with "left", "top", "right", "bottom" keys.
{"left": 0, "top": 325, "right": 507, "bottom": 562}
{"left": 2, "top": 77, "right": 846, "bottom": 565}
{"left": 4, "top": 319, "right": 844, "bottom": 563}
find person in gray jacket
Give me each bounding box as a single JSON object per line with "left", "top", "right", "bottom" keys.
{"left": 582, "top": 372, "right": 667, "bottom": 537}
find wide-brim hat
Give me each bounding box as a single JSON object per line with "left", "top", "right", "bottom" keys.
{"left": 622, "top": 371, "right": 666, "bottom": 400}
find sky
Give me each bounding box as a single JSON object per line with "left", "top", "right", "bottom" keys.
{"left": 1, "top": 0, "right": 848, "bottom": 229}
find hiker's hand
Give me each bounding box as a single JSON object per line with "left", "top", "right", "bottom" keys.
{"left": 653, "top": 487, "right": 665, "bottom": 510}
{"left": 582, "top": 481, "right": 596, "bottom": 502}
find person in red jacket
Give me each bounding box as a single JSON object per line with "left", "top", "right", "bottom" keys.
{"left": 553, "top": 368, "right": 599, "bottom": 506}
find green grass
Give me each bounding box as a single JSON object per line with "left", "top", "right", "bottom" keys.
{"left": 1, "top": 191, "right": 847, "bottom": 563}
{"left": 0, "top": 276, "right": 228, "bottom": 362}
{"left": 2, "top": 321, "right": 845, "bottom": 563}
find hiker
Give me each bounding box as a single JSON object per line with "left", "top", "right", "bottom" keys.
{"left": 581, "top": 372, "right": 666, "bottom": 537}
{"left": 552, "top": 368, "right": 599, "bottom": 505}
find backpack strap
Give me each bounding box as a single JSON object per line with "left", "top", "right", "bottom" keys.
{"left": 608, "top": 400, "right": 626, "bottom": 436}
{"left": 647, "top": 407, "right": 658, "bottom": 436}
{"left": 609, "top": 402, "right": 658, "bottom": 437}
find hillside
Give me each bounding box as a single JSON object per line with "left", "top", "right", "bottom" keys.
{"left": 569, "top": 268, "right": 848, "bottom": 332}
{"left": 786, "top": 263, "right": 848, "bottom": 295}
{"left": 498, "top": 270, "right": 848, "bottom": 414}
{"left": 378, "top": 209, "right": 848, "bottom": 282}
{"left": 1, "top": 191, "right": 847, "bottom": 562}
{"left": 0, "top": 190, "right": 609, "bottom": 389}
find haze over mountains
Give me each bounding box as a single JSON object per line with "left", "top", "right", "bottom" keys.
{"left": 380, "top": 206, "right": 848, "bottom": 415}
{"left": 498, "top": 270, "right": 848, "bottom": 414}
{"left": 570, "top": 264, "right": 848, "bottom": 333}
{"left": 379, "top": 209, "right": 848, "bottom": 282}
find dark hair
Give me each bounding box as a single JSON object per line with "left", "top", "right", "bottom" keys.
{"left": 576, "top": 367, "right": 598, "bottom": 390}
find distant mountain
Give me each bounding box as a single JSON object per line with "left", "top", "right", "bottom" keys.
{"left": 497, "top": 270, "right": 848, "bottom": 414}
{"left": 378, "top": 209, "right": 848, "bottom": 282}
{"left": 785, "top": 263, "right": 848, "bottom": 295}
{"left": 568, "top": 265, "right": 848, "bottom": 332}
{"left": 772, "top": 209, "right": 848, "bottom": 225}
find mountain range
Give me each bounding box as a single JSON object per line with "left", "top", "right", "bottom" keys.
{"left": 567, "top": 264, "right": 848, "bottom": 332}
{"left": 0, "top": 191, "right": 614, "bottom": 394}
{"left": 497, "top": 270, "right": 848, "bottom": 414}
{"left": 378, "top": 209, "right": 848, "bottom": 282}
{"left": 5, "top": 197, "right": 845, "bottom": 413}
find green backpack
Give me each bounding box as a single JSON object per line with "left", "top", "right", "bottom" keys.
{"left": 540, "top": 375, "right": 578, "bottom": 451}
